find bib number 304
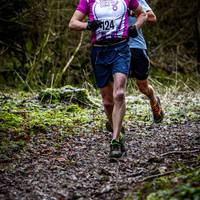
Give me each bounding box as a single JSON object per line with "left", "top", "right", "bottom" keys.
{"left": 100, "top": 20, "right": 116, "bottom": 32}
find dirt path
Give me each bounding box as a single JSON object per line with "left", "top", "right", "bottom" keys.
{"left": 0, "top": 121, "right": 200, "bottom": 200}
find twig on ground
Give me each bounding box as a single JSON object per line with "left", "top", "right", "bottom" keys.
{"left": 141, "top": 170, "right": 178, "bottom": 182}
{"left": 161, "top": 149, "right": 200, "bottom": 157}
{"left": 141, "top": 165, "right": 200, "bottom": 183}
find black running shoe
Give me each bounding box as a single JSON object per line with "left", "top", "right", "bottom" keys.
{"left": 119, "top": 132, "right": 126, "bottom": 154}
{"left": 109, "top": 133, "right": 126, "bottom": 158}
{"left": 109, "top": 139, "right": 123, "bottom": 158}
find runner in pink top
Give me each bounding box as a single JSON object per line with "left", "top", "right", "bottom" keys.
{"left": 77, "top": 0, "right": 140, "bottom": 43}
{"left": 69, "top": 0, "right": 147, "bottom": 158}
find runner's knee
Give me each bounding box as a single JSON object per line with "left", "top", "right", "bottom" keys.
{"left": 113, "top": 89, "right": 125, "bottom": 102}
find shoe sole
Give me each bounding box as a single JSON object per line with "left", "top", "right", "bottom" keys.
{"left": 109, "top": 151, "right": 127, "bottom": 162}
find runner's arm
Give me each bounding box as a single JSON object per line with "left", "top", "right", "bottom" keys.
{"left": 133, "top": 4, "right": 147, "bottom": 29}
{"left": 69, "top": 10, "right": 87, "bottom": 31}
{"left": 146, "top": 10, "right": 157, "bottom": 23}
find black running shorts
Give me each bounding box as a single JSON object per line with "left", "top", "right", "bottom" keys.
{"left": 129, "top": 48, "right": 150, "bottom": 80}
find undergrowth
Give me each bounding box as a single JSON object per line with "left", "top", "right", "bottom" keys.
{"left": 125, "top": 167, "right": 200, "bottom": 200}
{"left": 0, "top": 88, "right": 102, "bottom": 159}
{"left": 0, "top": 79, "right": 200, "bottom": 162}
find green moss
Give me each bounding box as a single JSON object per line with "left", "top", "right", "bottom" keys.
{"left": 0, "top": 112, "right": 24, "bottom": 132}
{"left": 153, "top": 177, "right": 172, "bottom": 189}
{"left": 39, "top": 88, "right": 61, "bottom": 103}
{"left": 126, "top": 168, "right": 200, "bottom": 200}
{"left": 66, "top": 104, "right": 81, "bottom": 112}
{"left": 146, "top": 190, "right": 171, "bottom": 200}
{"left": 0, "top": 90, "right": 96, "bottom": 157}
{"left": 38, "top": 85, "right": 95, "bottom": 106}
{"left": 28, "top": 109, "right": 73, "bottom": 132}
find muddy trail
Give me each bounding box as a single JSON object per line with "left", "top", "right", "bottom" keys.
{"left": 1, "top": 120, "right": 200, "bottom": 200}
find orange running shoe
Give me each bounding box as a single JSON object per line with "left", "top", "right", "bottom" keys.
{"left": 151, "top": 96, "right": 164, "bottom": 123}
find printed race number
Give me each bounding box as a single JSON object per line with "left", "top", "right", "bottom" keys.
{"left": 100, "top": 20, "right": 116, "bottom": 32}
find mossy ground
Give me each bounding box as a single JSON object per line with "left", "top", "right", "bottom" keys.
{"left": 1, "top": 84, "right": 200, "bottom": 157}
{"left": 0, "top": 88, "right": 101, "bottom": 159}
{"left": 0, "top": 84, "right": 200, "bottom": 154}
{"left": 125, "top": 167, "right": 200, "bottom": 200}
{"left": 0, "top": 82, "right": 200, "bottom": 199}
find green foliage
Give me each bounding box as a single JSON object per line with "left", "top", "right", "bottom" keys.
{"left": 0, "top": 88, "right": 99, "bottom": 157}
{"left": 0, "top": 84, "right": 199, "bottom": 167}
{"left": 0, "top": 0, "right": 92, "bottom": 88}
{"left": 39, "top": 85, "right": 96, "bottom": 107}
{"left": 127, "top": 168, "right": 200, "bottom": 200}
{"left": 0, "top": 110, "right": 26, "bottom": 155}
{"left": 1, "top": 0, "right": 199, "bottom": 89}
{"left": 0, "top": 112, "right": 23, "bottom": 131}
{"left": 144, "top": 0, "right": 200, "bottom": 74}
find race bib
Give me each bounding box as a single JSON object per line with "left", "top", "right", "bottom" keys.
{"left": 99, "top": 19, "right": 116, "bottom": 32}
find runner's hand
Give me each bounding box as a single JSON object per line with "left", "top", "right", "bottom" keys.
{"left": 87, "top": 20, "right": 102, "bottom": 31}
{"left": 128, "top": 9, "right": 136, "bottom": 17}
{"left": 128, "top": 25, "right": 138, "bottom": 38}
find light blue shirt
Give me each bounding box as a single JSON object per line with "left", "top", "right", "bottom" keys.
{"left": 128, "top": 0, "right": 151, "bottom": 49}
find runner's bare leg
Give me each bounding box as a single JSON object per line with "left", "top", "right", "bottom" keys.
{"left": 136, "top": 79, "right": 157, "bottom": 105}
{"left": 112, "top": 73, "right": 127, "bottom": 140}
{"left": 100, "top": 82, "right": 114, "bottom": 126}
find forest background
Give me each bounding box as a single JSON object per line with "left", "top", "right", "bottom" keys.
{"left": 0, "top": 0, "right": 200, "bottom": 90}
{"left": 0, "top": 1, "right": 200, "bottom": 199}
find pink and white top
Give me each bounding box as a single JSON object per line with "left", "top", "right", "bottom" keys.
{"left": 77, "top": 0, "right": 139, "bottom": 44}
